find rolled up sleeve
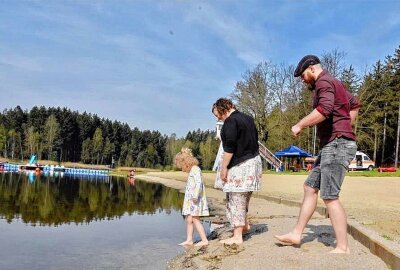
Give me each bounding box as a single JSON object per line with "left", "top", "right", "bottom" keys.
{"left": 347, "top": 91, "right": 361, "bottom": 110}
{"left": 316, "top": 81, "right": 335, "bottom": 118}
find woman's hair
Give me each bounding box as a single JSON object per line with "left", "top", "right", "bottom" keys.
{"left": 174, "top": 148, "right": 199, "bottom": 172}
{"left": 212, "top": 98, "right": 235, "bottom": 115}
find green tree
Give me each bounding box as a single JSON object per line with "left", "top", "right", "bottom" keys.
{"left": 92, "top": 128, "right": 103, "bottom": 164}
{"left": 43, "top": 114, "right": 60, "bottom": 160}
{"left": 102, "top": 137, "right": 114, "bottom": 165}
{"left": 7, "top": 129, "right": 17, "bottom": 160}
{"left": 25, "top": 126, "right": 40, "bottom": 157}
{"left": 199, "top": 136, "right": 219, "bottom": 170}
{"left": 81, "top": 138, "right": 92, "bottom": 164}
{"left": 0, "top": 125, "right": 6, "bottom": 157}
{"left": 231, "top": 62, "right": 274, "bottom": 142}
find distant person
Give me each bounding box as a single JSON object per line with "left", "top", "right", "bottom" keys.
{"left": 274, "top": 55, "right": 360, "bottom": 253}
{"left": 175, "top": 148, "right": 209, "bottom": 247}
{"left": 128, "top": 169, "right": 136, "bottom": 178}
{"left": 212, "top": 98, "right": 262, "bottom": 245}
{"left": 213, "top": 140, "right": 224, "bottom": 190}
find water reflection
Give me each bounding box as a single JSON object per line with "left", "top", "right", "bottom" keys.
{"left": 0, "top": 172, "right": 183, "bottom": 226}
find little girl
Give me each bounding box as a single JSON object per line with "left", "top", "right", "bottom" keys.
{"left": 175, "top": 148, "right": 209, "bottom": 247}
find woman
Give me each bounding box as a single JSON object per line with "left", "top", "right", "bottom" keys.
{"left": 212, "top": 98, "right": 262, "bottom": 245}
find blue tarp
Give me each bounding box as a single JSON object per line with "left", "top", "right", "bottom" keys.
{"left": 275, "top": 145, "right": 312, "bottom": 157}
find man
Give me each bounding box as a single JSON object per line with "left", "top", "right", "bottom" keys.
{"left": 274, "top": 55, "right": 360, "bottom": 254}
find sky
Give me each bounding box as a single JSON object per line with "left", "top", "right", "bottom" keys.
{"left": 1, "top": 1, "right": 399, "bottom": 137}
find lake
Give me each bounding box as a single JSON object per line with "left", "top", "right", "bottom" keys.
{"left": 0, "top": 171, "right": 197, "bottom": 270}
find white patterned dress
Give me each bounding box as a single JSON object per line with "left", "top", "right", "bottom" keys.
{"left": 182, "top": 166, "right": 209, "bottom": 217}
{"left": 222, "top": 155, "right": 263, "bottom": 193}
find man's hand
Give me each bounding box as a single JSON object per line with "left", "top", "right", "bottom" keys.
{"left": 291, "top": 124, "right": 302, "bottom": 137}
{"left": 220, "top": 167, "right": 228, "bottom": 182}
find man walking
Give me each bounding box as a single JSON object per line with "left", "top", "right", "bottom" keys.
{"left": 274, "top": 55, "right": 360, "bottom": 253}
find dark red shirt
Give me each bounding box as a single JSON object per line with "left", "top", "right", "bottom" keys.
{"left": 313, "top": 70, "right": 361, "bottom": 147}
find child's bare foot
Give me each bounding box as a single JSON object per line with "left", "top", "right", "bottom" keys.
{"left": 330, "top": 247, "right": 350, "bottom": 254}
{"left": 219, "top": 237, "right": 243, "bottom": 245}
{"left": 194, "top": 240, "right": 208, "bottom": 247}
{"left": 274, "top": 232, "right": 301, "bottom": 245}
{"left": 178, "top": 240, "right": 193, "bottom": 246}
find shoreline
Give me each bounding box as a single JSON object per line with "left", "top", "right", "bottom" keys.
{"left": 136, "top": 174, "right": 396, "bottom": 269}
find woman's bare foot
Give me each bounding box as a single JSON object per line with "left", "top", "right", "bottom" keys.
{"left": 219, "top": 237, "right": 243, "bottom": 245}
{"left": 330, "top": 247, "right": 350, "bottom": 254}
{"left": 243, "top": 224, "right": 251, "bottom": 234}
{"left": 274, "top": 232, "right": 301, "bottom": 245}
{"left": 194, "top": 240, "right": 208, "bottom": 247}
{"left": 178, "top": 240, "right": 193, "bottom": 246}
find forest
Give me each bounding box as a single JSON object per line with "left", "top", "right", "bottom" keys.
{"left": 1, "top": 46, "right": 399, "bottom": 169}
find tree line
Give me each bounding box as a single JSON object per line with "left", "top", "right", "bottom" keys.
{"left": 0, "top": 106, "right": 218, "bottom": 169}
{"left": 1, "top": 45, "right": 399, "bottom": 168}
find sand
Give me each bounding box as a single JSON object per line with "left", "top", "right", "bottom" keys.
{"left": 137, "top": 173, "right": 398, "bottom": 269}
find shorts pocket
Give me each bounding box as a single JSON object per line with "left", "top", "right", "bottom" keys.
{"left": 342, "top": 143, "right": 357, "bottom": 168}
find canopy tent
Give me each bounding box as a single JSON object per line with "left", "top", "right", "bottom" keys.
{"left": 274, "top": 145, "right": 312, "bottom": 172}
{"left": 275, "top": 145, "right": 312, "bottom": 157}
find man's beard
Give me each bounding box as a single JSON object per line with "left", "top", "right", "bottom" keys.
{"left": 305, "top": 77, "right": 316, "bottom": 91}
{"left": 307, "top": 82, "right": 316, "bottom": 91}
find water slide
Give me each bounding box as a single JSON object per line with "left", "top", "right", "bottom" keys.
{"left": 29, "top": 155, "right": 37, "bottom": 165}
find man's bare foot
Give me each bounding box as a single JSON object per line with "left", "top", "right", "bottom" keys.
{"left": 330, "top": 247, "right": 350, "bottom": 254}
{"left": 274, "top": 232, "right": 301, "bottom": 245}
{"left": 194, "top": 240, "right": 208, "bottom": 247}
{"left": 219, "top": 237, "right": 243, "bottom": 245}
{"left": 178, "top": 240, "right": 193, "bottom": 246}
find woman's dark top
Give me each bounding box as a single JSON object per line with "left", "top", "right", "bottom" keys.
{"left": 221, "top": 110, "right": 259, "bottom": 169}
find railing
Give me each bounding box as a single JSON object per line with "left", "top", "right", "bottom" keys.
{"left": 258, "top": 141, "right": 282, "bottom": 171}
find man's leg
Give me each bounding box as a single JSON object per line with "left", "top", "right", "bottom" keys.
{"left": 324, "top": 199, "right": 349, "bottom": 253}
{"left": 320, "top": 137, "right": 356, "bottom": 253}
{"left": 274, "top": 184, "right": 318, "bottom": 244}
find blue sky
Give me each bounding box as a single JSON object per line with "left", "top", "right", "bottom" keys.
{"left": 1, "top": 1, "right": 399, "bottom": 137}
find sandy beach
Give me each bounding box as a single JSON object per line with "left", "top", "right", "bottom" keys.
{"left": 137, "top": 172, "right": 400, "bottom": 269}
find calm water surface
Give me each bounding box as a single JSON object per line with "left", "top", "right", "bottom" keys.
{"left": 0, "top": 172, "right": 200, "bottom": 270}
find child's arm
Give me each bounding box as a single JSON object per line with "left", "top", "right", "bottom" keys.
{"left": 191, "top": 167, "right": 203, "bottom": 202}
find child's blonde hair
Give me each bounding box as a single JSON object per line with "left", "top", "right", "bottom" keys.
{"left": 174, "top": 148, "right": 199, "bottom": 172}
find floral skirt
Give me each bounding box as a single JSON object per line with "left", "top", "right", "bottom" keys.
{"left": 218, "top": 155, "right": 262, "bottom": 193}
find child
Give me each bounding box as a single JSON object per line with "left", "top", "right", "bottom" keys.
{"left": 175, "top": 148, "right": 209, "bottom": 247}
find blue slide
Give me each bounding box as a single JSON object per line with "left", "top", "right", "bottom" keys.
{"left": 29, "top": 155, "right": 37, "bottom": 165}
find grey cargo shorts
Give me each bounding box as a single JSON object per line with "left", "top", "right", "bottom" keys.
{"left": 305, "top": 137, "right": 357, "bottom": 199}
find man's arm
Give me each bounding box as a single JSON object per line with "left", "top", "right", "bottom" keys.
{"left": 350, "top": 108, "right": 359, "bottom": 125}
{"left": 292, "top": 109, "right": 326, "bottom": 136}
{"left": 346, "top": 89, "right": 361, "bottom": 125}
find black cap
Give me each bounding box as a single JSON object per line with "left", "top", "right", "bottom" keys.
{"left": 294, "top": 55, "right": 320, "bottom": 77}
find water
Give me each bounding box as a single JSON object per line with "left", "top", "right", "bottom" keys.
{"left": 0, "top": 172, "right": 192, "bottom": 270}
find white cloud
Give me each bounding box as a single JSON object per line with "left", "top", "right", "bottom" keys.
{"left": 184, "top": 2, "right": 267, "bottom": 66}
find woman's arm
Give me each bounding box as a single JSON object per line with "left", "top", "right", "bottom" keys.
{"left": 220, "top": 152, "right": 233, "bottom": 182}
